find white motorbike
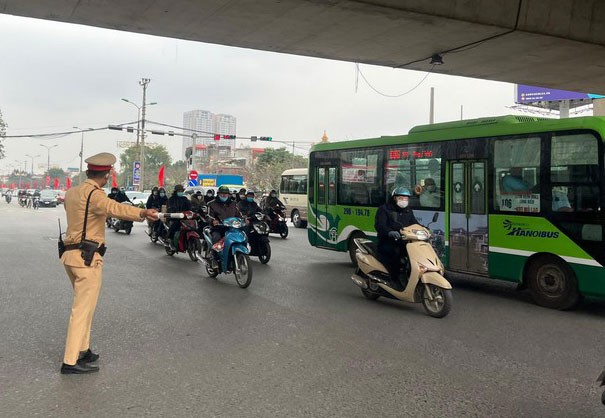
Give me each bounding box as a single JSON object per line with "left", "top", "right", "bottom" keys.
{"left": 351, "top": 213, "right": 453, "bottom": 318}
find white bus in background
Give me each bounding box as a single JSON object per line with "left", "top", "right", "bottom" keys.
{"left": 279, "top": 168, "right": 308, "bottom": 228}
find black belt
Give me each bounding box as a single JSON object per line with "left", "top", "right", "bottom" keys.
{"left": 64, "top": 243, "right": 107, "bottom": 255}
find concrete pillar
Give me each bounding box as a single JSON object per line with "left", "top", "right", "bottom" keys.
{"left": 593, "top": 98, "right": 605, "bottom": 116}
{"left": 559, "top": 100, "right": 570, "bottom": 119}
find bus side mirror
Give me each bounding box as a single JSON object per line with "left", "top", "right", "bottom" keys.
{"left": 432, "top": 212, "right": 439, "bottom": 223}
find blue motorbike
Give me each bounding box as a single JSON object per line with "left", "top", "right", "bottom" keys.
{"left": 201, "top": 217, "right": 253, "bottom": 288}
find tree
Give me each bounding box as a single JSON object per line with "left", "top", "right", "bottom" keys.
{"left": 0, "top": 108, "right": 6, "bottom": 160}
{"left": 248, "top": 148, "right": 308, "bottom": 191}
{"left": 164, "top": 160, "right": 187, "bottom": 190}
{"left": 118, "top": 145, "right": 172, "bottom": 188}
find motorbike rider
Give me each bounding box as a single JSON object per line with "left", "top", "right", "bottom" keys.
{"left": 146, "top": 186, "right": 167, "bottom": 236}
{"left": 237, "top": 190, "right": 261, "bottom": 218}
{"left": 208, "top": 185, "right": 242, "bottom": 244}
{"left": 203, "top": 189, "right": 215, "bottom": 204}
{"left": 115, "top": 188, "right": 131, "bottom": 203}
{"left": 107, "top": 187, "right": 119, "bottom": 200}
{"left": 166, "top": 184, "right": 191, "bottom": 249}
{"left": 374, "top": 187, "right": 418, "bottom": 290}
{"left": 263, "top": 189, "right": 285, "bottom": 223}
{"left": 191, "top": 190, "right": 206, "bottom": 213}
{"left": 236, "top": 188, "right": 246, "bottom": 203}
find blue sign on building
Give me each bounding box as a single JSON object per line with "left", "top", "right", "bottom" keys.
{"left": 133, "top": 160, "right": 141, "bottom": 185}
{"left": 188, "top": 179, "right": 198, "bottom": 187}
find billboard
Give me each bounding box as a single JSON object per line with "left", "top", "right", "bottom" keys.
{"left": 516, "top": 84, "right": 605, "bottom": 104}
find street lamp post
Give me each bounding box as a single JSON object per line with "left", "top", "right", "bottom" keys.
{"left": 73, "top": 127, "right": 93, "bottom": 185}
{"left": 13, "top": 160, "right": 23, "bottom": 189}
{"left": 39, "top": 144, "right": 58, "bottom": 175}
{"left": 25, "top": 154, "right": 40, "bottom": 175}
{"left": 122, "top": 80, "right": 156, "bottom": 191}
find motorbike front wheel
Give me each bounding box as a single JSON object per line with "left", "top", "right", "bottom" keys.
{"left": 421, "top": 285, "right": 452, "bottom": 318}
{"left": 258, "top": 241, "right": 271, "bottom": 264}
{"left": 125, "top": 226, "right": 132, "bottom": 235}
{"left": 234, "top": 253, "right": 252, "bottom": 288}
{"left": 361, "top": 288, "right": 380, "bottom": 300}
{"left": 279, "top": 224, "right": 289, "bottom": 239}
{"left": 205, "top": 257, "right": 219, "bottom": 278}
{"left": 187, "top": 237, "right": 200, "bottom": 262}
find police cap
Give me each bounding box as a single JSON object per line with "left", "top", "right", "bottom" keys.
{"left": 85, "top": 152, "right": 116, "bottom": 171}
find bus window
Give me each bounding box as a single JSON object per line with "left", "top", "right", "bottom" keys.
{"left": 339, "top": 149, "right": 382, "bottom": 206}
{"left": 550, "top": 133, "right": 600, "bottom": 213}
{"left": 493, "top": 136, "right": 541, "bottom": 212}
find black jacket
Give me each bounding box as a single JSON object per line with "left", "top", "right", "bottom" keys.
{"left": 374, "top": 202, "right": 418, "bottom": 240}
{"left": 167, "top": 195, "right": 191, "bottom": 213}
{"left": 208, "top": 198, "right": 241, "bottom": 222}
{"left": 237, "top": 199, "right": 261, "bottom": 218}
{"left": 146, "top": 194, "right": 167, "bottom": 210}
{"left": 115, "top": 192, "right": 130, "bottom": 203}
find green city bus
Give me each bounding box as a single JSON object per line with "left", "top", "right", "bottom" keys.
{"left": 308, "top": 115, "right": 605, "bottom": 309}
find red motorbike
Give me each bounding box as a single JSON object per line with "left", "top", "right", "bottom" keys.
{"left": 265, "top": 205, "right": 289, "bottom": 239}
{"left": 158, "top": 211, "right": 203, "bottom": 261}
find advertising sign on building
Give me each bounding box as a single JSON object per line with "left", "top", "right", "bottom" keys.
{"left": 516, "top": 85, "right": 605, "bottom": 104}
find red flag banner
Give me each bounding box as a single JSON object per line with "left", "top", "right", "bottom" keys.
{"left": 66, "top": 177, "right": 72, "bottom": 189}
{"left": 45, "top": 176, "right": 51, "bottom": 187}
{"left": 53, "top": 178, "right": 60, "bottom": 189}
{"left": 158, "top": 165, "right": 165, "bottom": 187}
{"left": 111, "top": 170, "right": 118, "bottom": 188}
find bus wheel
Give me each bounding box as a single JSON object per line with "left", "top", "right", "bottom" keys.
{"left": 348, "top": 232, "right": 366, "bottom": 267}
{"left": 527, "top": 256, "right": 580, "bottom": 310}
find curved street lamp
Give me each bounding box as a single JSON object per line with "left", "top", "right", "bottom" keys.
{"left": 25, "top": 154, "right": 40, "bottom": 175}
{"left": 39, "top": 144, "right": 58, "bottom": 175}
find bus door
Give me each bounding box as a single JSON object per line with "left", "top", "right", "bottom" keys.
{"left": 449, "top": 160, "right": 488, "bottom": 275}
{"left": 313, "top": 166, "right": 338, "bottom": 248}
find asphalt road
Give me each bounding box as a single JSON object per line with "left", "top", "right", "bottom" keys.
{"left": 1, "top": 202, "right": 604, "bottom": 417}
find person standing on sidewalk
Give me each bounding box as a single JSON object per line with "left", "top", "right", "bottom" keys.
{"left": 59, "top": 152, "right": 158, "bottom": 374}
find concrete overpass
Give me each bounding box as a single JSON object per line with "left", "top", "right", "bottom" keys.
{"left": 2, "top": 0, "right": 605, "bottom": 93}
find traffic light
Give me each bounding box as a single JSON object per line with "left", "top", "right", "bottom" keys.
{"left": 213, "top": 134, "right": 221, "bottom": 141}
{"left": 223, "top": 135, "right": 235, "bottom": 140}
{"left": 250, "top": 136, "right": 258, "bottom": 142}
{"left": 259, "top": 136, "right": 272, "bottom": 141}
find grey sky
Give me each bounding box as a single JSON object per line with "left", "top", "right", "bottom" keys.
{"left": 0, "top": 13, "right": 520, "bottom": 174}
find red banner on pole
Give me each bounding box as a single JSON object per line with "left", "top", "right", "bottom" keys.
{"left": 53, "top": 178, "right": 59, "bottom": 189}
{"left": 111, "top": 170, "right": 118, "bottom": 188}
{"left": 45, "top": 176, "right": 50, "bottom": 187}
{"left": 66, "top": 177, "right": 72, "bottom": 189}
{"left": 158, "top": 165, "right": 165, "bottom": 187}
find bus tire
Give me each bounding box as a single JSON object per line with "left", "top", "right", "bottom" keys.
{"left": 292, "top": 210, "right": 303, "bottom": 228}
{"left": 526, "top": 255, "right": 580, "bottom": 310}
{"left": 348, "top": 232, "right": 366, "bottom": 267}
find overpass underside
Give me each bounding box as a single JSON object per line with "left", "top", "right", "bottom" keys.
{"left": 2, "top": 0, "right": 605, "bottom": 93}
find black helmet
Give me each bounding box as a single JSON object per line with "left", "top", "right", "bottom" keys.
{"left": 239, "top": 188, "right": 246, "bottom": 194}
{"left": 392, "top": 187, "right": 412, "bottom": 197}
{"left": 218, "top": 185, "right": 230, "bottom": 194}
{"left": 174, "top": 184, "right": 185, "bottom": 192}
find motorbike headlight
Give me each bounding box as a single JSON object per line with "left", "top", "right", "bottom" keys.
{"left": 231, "top": 219, "right": 242, "bottom": 229}
{"left": 414, "top": 230, "right": 429, "bottom": 241}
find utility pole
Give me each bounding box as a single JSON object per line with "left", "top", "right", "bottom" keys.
{"left": 138, "top": 78, "right": 150, "bottom": 191}
{"left": 429, "top": 87, "right": 435, "bottom": 124}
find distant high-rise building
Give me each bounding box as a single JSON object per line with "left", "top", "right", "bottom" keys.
{"left": 182, "top": 110, "right": 214, "bottom": 157}
{"left": 213, "top": 114, "right": 237, "bottom": 148}
{"left": 182, "top": 110, "right": 237, "bottom": 158}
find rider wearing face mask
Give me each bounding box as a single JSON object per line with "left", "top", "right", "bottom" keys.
{"left": 374, "top": 187, "right": 418, "bottom": 289}
{"left": 190, "top": 190, "right": 205, "bottom": 212}
{"left": 236, "top": 188, "right": 246, "bottom": 203}
{"left": 237, "top": 190, "right": 261, "bottom": 218}
{"left": 107, "top": 187, "right": 119, "bottom": 200}
{"left": 263, "top": 189, "right": 285, "bottom": 221}
{"left": 166, "top": 184, "right": 192, "bottom": 248}
{"left": 208, "top": 185, "right": 242, "bottom": 243}
{"left": 146, "top": 186, "right": 166, "bottom": 236}
{"left": 204, "top": 189, "right": 215, "bottom": 204}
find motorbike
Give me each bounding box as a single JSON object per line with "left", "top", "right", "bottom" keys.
{"left": 18, "top": 194, "right": 27, "bottom": 207}
{"left": 200, "top": 216, "right": 253, "bottom": 288}
{"left": 5, "top": 192, "right": 11, "bottom": 204}
{"left": 246, "top": 212, "right": 271, "bottom": 264}
{"left": 350, "top": 213, "right": 453, "bottom": 318}
{"left": 110, "top": 202, "right": 135, "bottom": 234}
{"left": 32, "top": 196, "right": 40, "bottom": 210}
{"left": 265, "top": 205, "right": 289, "bottom": 239}
{"left": 158, "top": 212, "right": 203, "bottom": 261}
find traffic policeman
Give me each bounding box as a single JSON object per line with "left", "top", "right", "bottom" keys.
{"left": 60, "top": 153, "right": 158, "bottom": 374}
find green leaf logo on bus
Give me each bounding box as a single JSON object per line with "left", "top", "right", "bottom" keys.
{"left": 503, "top": 219, "right": 560, "bottom": 238}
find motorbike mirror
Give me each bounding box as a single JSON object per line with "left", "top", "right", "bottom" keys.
{"left": 432, "top": 212, "right": 439, "bottom": 223}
